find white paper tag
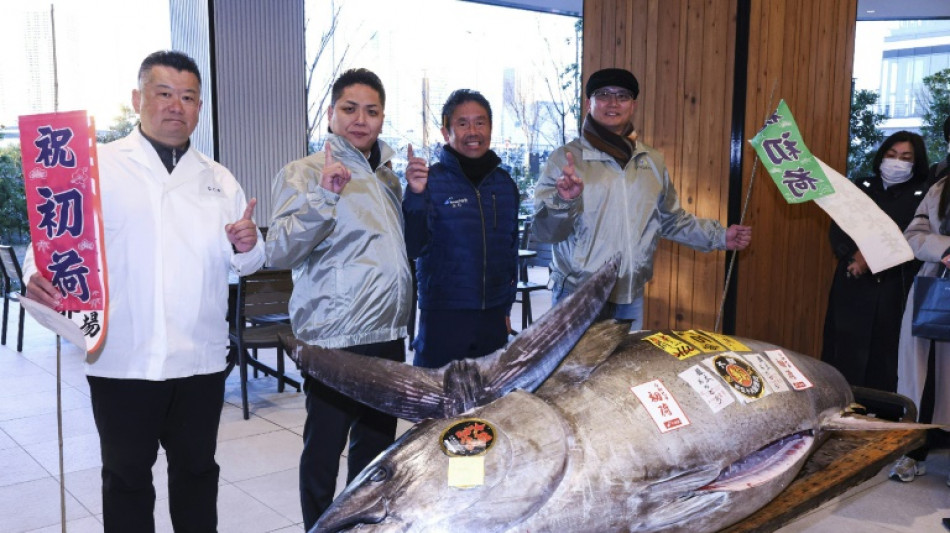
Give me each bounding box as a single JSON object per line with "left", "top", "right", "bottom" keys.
{"left": 631, "top": 379, "right": 690, "bottom": 433}
{"left": 745, "top": 352, "right": 790, "bottom": 393}
{"left": 765, "top": 349, "right": 813, "bottom": 390}
{"left": 679, "top": 364, "right": 736, "bottom": 413}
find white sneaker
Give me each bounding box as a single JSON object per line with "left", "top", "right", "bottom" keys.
{"left": 889, "top": 456, "right": 926, "bottom": 482}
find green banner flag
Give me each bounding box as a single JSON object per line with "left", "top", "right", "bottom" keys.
{"left": 749, "top": 100, "right": 834, "bottom": 203}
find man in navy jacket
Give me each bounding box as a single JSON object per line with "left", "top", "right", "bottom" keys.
{"left": 403, "top": 89, "right": 519, "bottom": 368}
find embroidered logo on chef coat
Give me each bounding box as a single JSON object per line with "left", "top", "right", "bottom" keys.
{"left": 199, "top": 176, "right": 225, "bottom": 197}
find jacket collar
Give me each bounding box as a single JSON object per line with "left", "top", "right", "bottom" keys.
{"left": 119, "top": 127, "right": 213, "bottom": 190}
{"left": 579, "top": 135, "right": 650, "bottom": 163}
{"left": 326, "top": 134, "right": 394, "bottom": 173}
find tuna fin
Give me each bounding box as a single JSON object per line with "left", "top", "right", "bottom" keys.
{"left": 540, "top": 320, "right": 631, "bottom": 397}
{"left": 282, "top": 335, "right": 449, "bottom": 422}
{"left": 821, "top": 413, "right": 943, "bottom": 431}
{"left": 464, "top": 254, "right": 620, "bottom": 400}
{"left": 282, "top": 255, "right": 620, "bottom": 421}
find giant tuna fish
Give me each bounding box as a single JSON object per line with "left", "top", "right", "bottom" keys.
{"left": 284, "top": 257, "right": 922, "bottom": 532}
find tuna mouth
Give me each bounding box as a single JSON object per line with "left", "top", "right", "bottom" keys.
{"left": 313, "top": 499, "right": 388, "bottom": 532}
{"left": 699, "top": 431, "right": 816, "bottom": 492}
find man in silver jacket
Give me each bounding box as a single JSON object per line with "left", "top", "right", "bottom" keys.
{"left": 266, "top": 68, "right": 411, "bottom": 530}
{"left": 533, "top": 68, "right": 751, "bottom": 329}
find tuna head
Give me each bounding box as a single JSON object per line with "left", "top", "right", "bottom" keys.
{"left": 314, "top": 390, "right": 569, "bottom": 532}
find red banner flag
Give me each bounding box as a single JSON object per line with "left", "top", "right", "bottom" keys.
{"left": 19, "top": 111, "right": 108, "bottom": 353}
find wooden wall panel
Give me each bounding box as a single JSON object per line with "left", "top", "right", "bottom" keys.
{"left": 582, "top": 0, "right": 857, "bottom": 357}
{"left": 581, "top": 0, "right": 736, "bottom": 332}
{"left": 737, "top": 0, "right": 857, "bottom": 356}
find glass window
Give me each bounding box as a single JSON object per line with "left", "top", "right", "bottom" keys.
{"left": 305, "top": 0, "right": 582, "bottom": 206}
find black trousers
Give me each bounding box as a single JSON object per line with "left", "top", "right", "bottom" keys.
{"left": 300, "top": 338, "right": 404, "bottom": 530}
{"left": 908, "top": 340, "right": 939, "bottom": 462}
{"left": 88, "top": 370, "right": 226, "bottom": 533}
{"left": 412, "top": 306, "right": 508, "bottom": 368}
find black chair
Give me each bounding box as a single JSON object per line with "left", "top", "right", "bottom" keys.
{"left": 229, "top": 269, "right": 301, "bottom": 419}
{"left": 0, "top": 245, "right": 25, "bottom": 352}
{"left": 514, "top": 220, "right": 549, "bottom": 331}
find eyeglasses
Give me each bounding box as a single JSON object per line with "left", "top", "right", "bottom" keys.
{"left": 591, "top": 90, "right": 634, "bottom": 103}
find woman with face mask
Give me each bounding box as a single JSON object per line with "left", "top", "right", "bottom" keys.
{"left": 821, "top": 131, "right": 932, "bottom": 420}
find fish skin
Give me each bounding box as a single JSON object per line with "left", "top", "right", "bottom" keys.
{"left": 284, "top": 255, "right": 621, "bottom": 422}
{"left": 313, "top": 326, "right": 855, "bottom": 533}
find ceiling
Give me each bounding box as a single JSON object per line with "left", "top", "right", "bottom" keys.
{"left": 463, "top": 1, "right": 950, "bottom": 21}
{"left": 857, "top": 0, "right": 950, "bottom": 20}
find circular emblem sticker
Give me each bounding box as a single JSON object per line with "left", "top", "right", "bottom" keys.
{"left": 440, "top": 419, "right": 496, "bottom": 457}
{"left": 711, "top": 354, "right": 765, "bottom": 399}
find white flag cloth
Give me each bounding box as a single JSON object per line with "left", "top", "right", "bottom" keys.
{"left": 812, "top": 158, "right": 914, "bottom": 274}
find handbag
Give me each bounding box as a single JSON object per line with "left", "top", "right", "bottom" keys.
{"left": 911, "top": 267, "right": 950, "bottom": 341}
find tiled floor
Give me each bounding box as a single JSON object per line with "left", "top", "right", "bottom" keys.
{"left": 1, "top": 266, "right": 949, "bottom": 532}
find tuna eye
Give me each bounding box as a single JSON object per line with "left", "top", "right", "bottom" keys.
{"left": 368, "top": 465, "right": 390, "bottom": 483}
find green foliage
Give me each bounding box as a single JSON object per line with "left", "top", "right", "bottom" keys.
{"left": 920, "top": 68, "right": 950, "bottom": 166}
{"left": 847, "top": 89, "right": 886, "bottom": 180}
{"left": 0, "top": 144, "right": 29, "bottom": 244}
{"left": 96, "top": 104, "right": 137, "bottom": 144}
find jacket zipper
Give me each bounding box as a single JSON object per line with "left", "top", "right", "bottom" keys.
{"left": 493, "top": 193, "right": 497, "bottom": 229}
{"left": 474, "top": 187, "right": 487, "bottom": 309}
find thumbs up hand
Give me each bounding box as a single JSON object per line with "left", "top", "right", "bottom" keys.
{"left": 406, "top": 144, "right": 429, "bottom": 194}
{"left": 320, "top": 141, "right": 352, "bottom": 194}
{"left": 226, "top": 197, "right": 259, "bottom": 252}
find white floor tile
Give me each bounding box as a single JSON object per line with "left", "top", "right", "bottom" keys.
{"left": 0, "top": 406, "right": 97, "bottom": 446}
{"left": 216, "top": 430, "right": 302, "bottom": 483}
{"left": 25, "top": 515, "right": 103, "bottom": 533}
{"left": 0, "top": 445, "right": 49, "bottom": 487}
{"left": 0, "top": 386, "right": 89, "bottom": 422}
{"left": 0, "top": 427, "right": 17, "bottom": 451}
{"left": 232, "top": 468, "right": 304, "bottom": 526}
{"left": 0, "top": 477, "right": 91, "bottom": 532}
{"left": 23, "top": 431, "right": 102, "bottom": 476}
{"left": 216, "top": 483, "right": 295, "bottom": 533}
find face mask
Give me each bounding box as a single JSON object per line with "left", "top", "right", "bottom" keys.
{"left": 879, "top": 158, "right": 913, "bottom": 186}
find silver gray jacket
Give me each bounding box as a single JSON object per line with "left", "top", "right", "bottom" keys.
{"left": 533, "top": 137, "right": 726, "bottom": 304}
{"left": 266, "top": 135, "right": 411, "bottom": 348}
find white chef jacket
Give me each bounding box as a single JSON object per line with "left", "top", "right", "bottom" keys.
{"left": 24, "top": 128, "right": 265, "bottom": 380}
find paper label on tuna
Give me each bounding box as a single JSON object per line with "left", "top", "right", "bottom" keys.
{"left": 447, "top": 456, "right": 485, "bottom": 488}
{"left": 744, "top": 352, "right": 790, "bottom": 393}
{"left": 703, "top": 353, "right": 770, "bottom": 403}
{"left": 700, "top": 331, "right": 751, "bottom": 352}
{"left": 673, "top": 329, "right": 727, "bottom": 353}
{"left": 765, "top": 349, "right": 813, "bottom": 390}
{"left": 631, "top": 379, "right": 691, "bottom": 433}
{"left": 440, "top": 419, "right": 496, "bottom": 457}
{"left": 643, "top": 332, "right": 701, "bottom": 360}
{"left": 679, "top": 364, "right": 736, "bottom": 413}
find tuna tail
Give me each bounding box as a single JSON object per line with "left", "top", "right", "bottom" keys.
{"left": 282, "top": 255, "right": 620, "bottom": 422}
{"left": 821, "top": 413, "right": 944, "bottom": 431}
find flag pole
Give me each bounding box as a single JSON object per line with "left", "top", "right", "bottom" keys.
{"left": 715, "top": 79, "right": 778, "bottom": 333}
{"left": 49, "top": 4, "right": 67, "bottom": 532}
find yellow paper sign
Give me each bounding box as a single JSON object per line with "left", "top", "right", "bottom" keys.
{"left": 447, "top": 456, "right": 485, "bottom": 488}
{"left": 643, "top": 332, "right": 701, "bottom": 360}
{"left": 700, "top": 331, "right": 750, "bottom": 352}
{"left": 673, "top": 330, "right": 726, "bottom": 353}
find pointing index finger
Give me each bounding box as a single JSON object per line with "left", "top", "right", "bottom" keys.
{"left": 408, "top": 143, "right": 414, "bottom": 160}
{"left": 241, "top": 198, "right": 257, "bottom": 221}
{"left": 324, "top": 141, "right": 334, "bottom": 165}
